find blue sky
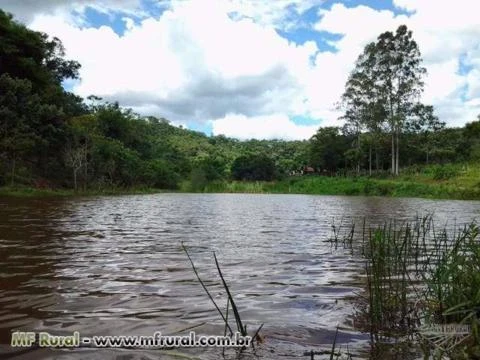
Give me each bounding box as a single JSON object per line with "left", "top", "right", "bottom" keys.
{"left": 3, "top": 0, "right": 480, "bottom": 139}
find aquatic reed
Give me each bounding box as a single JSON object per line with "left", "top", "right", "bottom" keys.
{"left": 182, "top": 243, "right": 263, "bottom": 350}
{"left": 330, "top": 215, "right": 480, "bottom": 358}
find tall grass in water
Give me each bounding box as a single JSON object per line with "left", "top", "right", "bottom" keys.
{"left": 423, "top": 224, "right": 480, "bottom": 324}
{"left": 419, "top": 223, "right": 480, "bottom": 359}
{"left": 331, "top": 216, "right": 480, "bottom": 358}
{"left": 182, "top": 244, "right": 263, "bottom": 353}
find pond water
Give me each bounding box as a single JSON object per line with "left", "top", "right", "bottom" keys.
{"left": 1, "top": 194, "right": 479, "bottom": 359}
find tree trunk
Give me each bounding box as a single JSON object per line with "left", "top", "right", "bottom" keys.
{"left": 369, "top": 145, "right": 372, "bottom": 176}
{"left": 390, "top": 100, "right": 395, "bottom": 175}
{"left": 357, "top": 129, "right": 361, "bottom": 176}
{"left": 395, "top": 130, "right": 399, "bottom": 175}
{"left": 73, "top": 168, "right": 78, "bottom": 191}
{"left": 84, "top": 160, "right": 88, "bottom": 191}
{"left": 10, "top": 155, "right": 16, "bottom": 186}
{"left": 391, "top": 131, "right": 395, "bottom": 175}
{"left": 83, "top": 143, "right": 88, "bottom": 191}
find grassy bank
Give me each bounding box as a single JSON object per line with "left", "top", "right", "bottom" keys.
{"left": 0, "top": 186, "right": 164, "bottom": 198}
{"left": 3, "top": 164, "right": 480, "bottom": 200}
{"left": 202, "top": 164, "right": 480, "bottom": 200}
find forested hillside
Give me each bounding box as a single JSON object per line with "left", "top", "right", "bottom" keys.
{"left": 1, "top": 10, "right": 479, "bottom": 193}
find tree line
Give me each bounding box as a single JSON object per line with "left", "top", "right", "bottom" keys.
{"left": 1, "top": 10, "right": 479, "bottom": 190}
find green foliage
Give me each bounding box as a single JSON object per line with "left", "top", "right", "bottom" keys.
{"left": 91, "top": 138, "right": 141, "bottom": 186}
{"left": 0, "top": 73, "right": 67, "bottom": 185}
{"left": 309, "top": 127, "right": 347, "bottom": 172}
{"left": 203, "top": 181, "right": 266, "bottom": 193}
{"left": 141, "top": 159, "right": 180, "bottom": 189}
{"left": 0, "top": 9, "right": 80, "bottom": 100}
{"left": 0, "top": 10, "right": 82, "bottom": 186}
{"left": 344, "top": 147, "right": 364, "bottom": 170}
{"left": 463, "top": 119, "right": 480, "bottom": 161}
{"left": 194, "top": 155, "right": 227, "bottom": 182}
{"left": 428, "top": 164, "right": 461, "bottom": 180}
{"left": 231, "top": 153, "right": 276, "bottom": 181}
{"left": 96, "top": 103, "right": 135, "bottom": 144}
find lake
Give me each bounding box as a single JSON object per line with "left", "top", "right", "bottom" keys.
{"left": 1, "top": 194, "right": 479, "bottom": 359}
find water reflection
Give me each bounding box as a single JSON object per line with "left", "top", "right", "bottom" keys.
{"left": 0, "top": 194, "right": 479, "bottom": 359}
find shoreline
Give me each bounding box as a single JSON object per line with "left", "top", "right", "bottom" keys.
{"left": 2, "top": 175, "right": 479, "bottom": 200}
{"left": 0, "top": 187, "right": 166, "bottom": 198}
{"left": 202, "top": 177, "right": 480, "bottom": 200}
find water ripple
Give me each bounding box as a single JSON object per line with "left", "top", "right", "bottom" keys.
{"left": 0, "top": 194, "right": 479, "bottom": 359}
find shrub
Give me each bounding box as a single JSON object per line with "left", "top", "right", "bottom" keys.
{"left": 430, "top": 164, "right": 460, "bottom": 180}
{"left": 377, "top": 182, "right": 394, "bottom": 196}
{"left": 363, "top": 180, "right": 375, "bottom": 195}
{"left": 231, "top": 154, "right": 276, "bottom": 181}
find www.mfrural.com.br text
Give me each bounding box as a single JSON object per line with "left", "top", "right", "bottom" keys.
{"left": 11, "top": 331, "right": 252, "bottom": 348}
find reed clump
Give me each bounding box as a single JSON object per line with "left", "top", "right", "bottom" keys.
{"left": 330, "top": 215, "right": 480, "bottom": 359}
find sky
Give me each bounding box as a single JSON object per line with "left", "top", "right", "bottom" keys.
{"left": 2, "top": 0, "right": 480, "bottom": 140}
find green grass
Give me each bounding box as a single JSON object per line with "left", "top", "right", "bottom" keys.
{"left": 3, "top": 163, "right": 480, "bottom": 200}
{"left": 201, "top": 177, "right": 480, "bottom": 200}
{"left": 201, "top": 163, "right": 480, "bottom": 200}
{"left": 0, "top": 185, "right": 165, "bottom": 197}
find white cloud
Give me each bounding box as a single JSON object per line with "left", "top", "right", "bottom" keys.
{"left": 423, "top": 60, "right": 466, "bottom": 103}
{"left": 211, "top": 114, "right": 319, "bottom": 140}
{"left": 3, "top": 0, "right": 323, "bottom": 30}
{"left": 302, "top": 4, "right": 408, "bottom": 128}
{"left": 311, "top": 1, "right": 480, "bottom": 127}
{"left": 6, "top": 0, "right": 480, "bottom": 139}
{"left": 222, "top": 0, "right": 325, "bottom": 30}
{"left": 315, "top": 4, "right": 408, "bottom": 55}
{"left": 0, "top": 0, "right": 145, "bottom": 24}
{"left": 122, "top": 17, "right": 135, "bottom": 31}
{"left": 390, "top": 0, "right": 416, "bottom": 12}
{"left": 28, "top": 0, "right": 318, "bottom": 136}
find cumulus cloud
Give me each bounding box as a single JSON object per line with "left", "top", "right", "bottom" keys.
{"left": 211, "top": 114, "right": 319, "bottom": 140}
{"left": 29, "top": 0, "right": 317, "bottom": 132}
{"left": 0, "top": 0, "right": 145, "bottom": 24}
{"left": 223, "top": 0, "right": 325, "bottom": 30}
{"left": 5, "top": 0, "right": 480, "bottom": 139}
{"left": 311, "top": 1, "right": 480, "bottom": 128}
{"left": 2, "top": 0, "right": 323, "bottom": 29}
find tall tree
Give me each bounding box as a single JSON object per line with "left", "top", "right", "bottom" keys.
{"left": 0, "top": 75, "right": 38, "bottom": 185}
{"left": 339, "top": 71, "right": 368, "bottom": 174}
{"left": 340, "top": 25, "right": 426, "bottom": 176}
{"left": 0, "top": 10, "right": 82, "bottom": 185}
{"left": 0, "top": 10, "right": 80, "bottom": 92}
{"left": 340, "top": 45, "right": 387, "bottom": 175}
{"left": 374, "top": 25, "right": 426, "bottom": 175}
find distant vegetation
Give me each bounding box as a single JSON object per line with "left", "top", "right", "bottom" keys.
{"left": 1, "top": 10, "right": 479, "bottom": 198}
{"left": 200, "top": 164, "right": 480, "bottom": 200}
